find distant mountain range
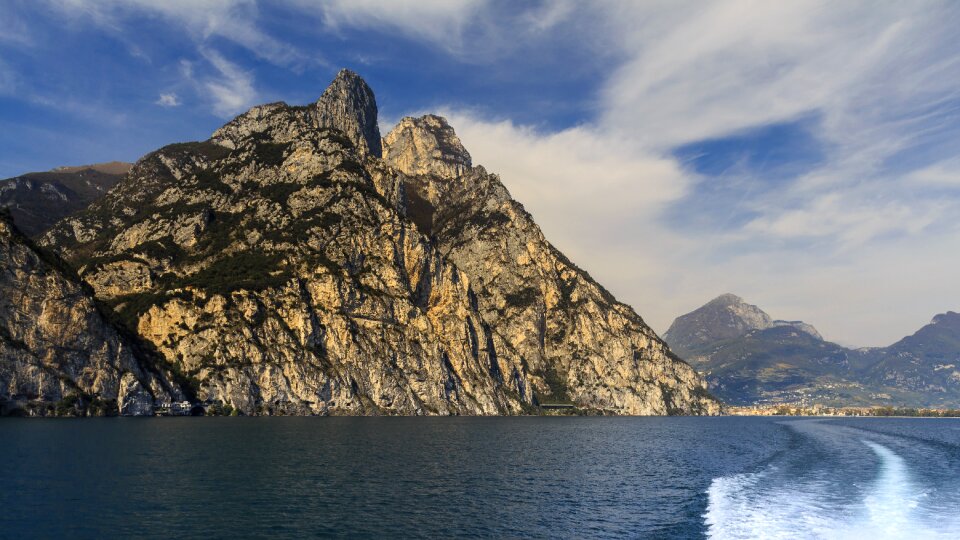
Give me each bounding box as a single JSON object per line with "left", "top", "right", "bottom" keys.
{"left": 664, "top": 294, "right": 960, "bottom": 407}
{"left": 0, "top": 162, "right": 130, "bottom": 236}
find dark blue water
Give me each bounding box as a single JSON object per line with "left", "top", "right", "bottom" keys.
{"left": 2, "top": 417, "right": 959, "bottom": 539}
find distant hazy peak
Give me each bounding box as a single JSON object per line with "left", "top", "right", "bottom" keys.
{"left": 931, "top": 311, "right": 960, "bottom": 326}
{"left": 664, "top": 293, "right": 772, "bottom": 354}
{"left": 664, "top": 293, "right": 827, "bottom": 356}
{"left": 382, "top": 114, "right": 472, "bottom": 179}
{"left": 707, "top": 293, "right": 747, "bottom": 306}
{"left": 51, "top": 161, "right": 132, "bottom": 175}
{"left": 705, "top": 293, "right": 773, "bottom": 329}
{"left": 771, "top": 320, "right": 823, "bottom": 340}
{"left": 314, "top": 69, "right": 381, "bottom": 158}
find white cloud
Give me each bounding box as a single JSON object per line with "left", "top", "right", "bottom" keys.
{"left": 411, "top": 2, "right": 960, "bottom": 346}
{"left": 906, "top": 159, "right": 960, "bottom": 187}
{"left": 445, "top": 113, "right": 690, "bottom": 218}
{"left": 0, "top": 7, "right": 33, "bottom": 46}
{"left": 22, "top": 0, "right": 960, "bottom": 345}
{"left": 198, "top": 50, "right": 257, "bottom": 118}
{"left": 314, "top": 0, "right": 576, "bottom": 60}
{"left": 48, "top": 0, "right": 306, "bottom": 67}
{"left": 155, "top": 93, "right": 180, "bottom": 107}
{"left": 316, "top": 0, "right": 487, "bottom": 53}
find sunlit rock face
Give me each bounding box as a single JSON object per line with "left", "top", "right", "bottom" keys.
{"left": 383, "top": 115, "right": 718, "bottom": 415}
{"left": 37, "top": 70, "right": 718, "bottom": 416}
{"left": 0, "top": 210, "right": 180, "bottom": 416}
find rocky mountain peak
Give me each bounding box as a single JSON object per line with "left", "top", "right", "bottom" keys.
{"left": 932, "top": 311, "right": 960, "bottom": 327}
{"left": 664, "top": 293, "right": 774, "bottom": 355}
{"left": 702, "top": 293, "right": 773, "bottom": 330}
{"left": 771, "top": 319, "right": 823, "bottom": 340}
{"left": 30, "top": 68, "right": 718, "bottom": 417}
{"left": 383, "top": 114, "right": 472, "bottom": 178}
{"left": 313, "top": 69, "right": 382, "bottom": 158}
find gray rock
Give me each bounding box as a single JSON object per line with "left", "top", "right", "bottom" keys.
{"left": 118, "top": 372, "right": 155, "bottom": 416}
{"left": 313, "top": 69, "right": 382, "bottom": 158}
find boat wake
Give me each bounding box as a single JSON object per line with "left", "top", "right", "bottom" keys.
{"left": 704, "top": 422, "right": 960, "bottom": 539}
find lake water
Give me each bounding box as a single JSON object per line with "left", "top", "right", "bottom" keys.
{"left": 2, "top": 417, "right": 959, "bottom": 538}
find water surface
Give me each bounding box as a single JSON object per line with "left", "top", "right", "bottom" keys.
{"left": 2, "top": 417, "right": 959, "bottom": 538}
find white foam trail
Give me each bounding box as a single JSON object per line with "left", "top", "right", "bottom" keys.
{"left": 704, "top": 440, "right": 958, "bottom": 540}
{"left": 861, "top": 441, "right": 915, "bottom": 536}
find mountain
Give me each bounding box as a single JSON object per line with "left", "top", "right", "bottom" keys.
{"left": 664, "top": 294, "right": 856, "bottom": 405}
{"left": 664, "top": 294, "right": 822, "bottom": 360}
{"left": 35, "top": 70, "right": 717, "bottom": 416}
{"left": 862, "top": 312, "right": 960, "bottom": 404}
{"left": 664, "top": 294, "right": 775, "bottom": 356}
{"left": 0, "top": 162, "right": 130, "bottom": 237}
{"left": 664, "top": 294, "right": 960, "bottom": 407}
{"left": 0, "top": 208, "right": 183, "bottom": 416}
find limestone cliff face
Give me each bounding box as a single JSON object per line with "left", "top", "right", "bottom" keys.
{"left": 382, "top": 115, "right": 717, "bottom": 415}
{"left": 383, "top": 115, "right": 472, "bottom": 179}
{"left": 40, "top": 70, "right": 717, "bottom": 416}
{"left": 0, "top": 210, "right": 178, "bottom": 416}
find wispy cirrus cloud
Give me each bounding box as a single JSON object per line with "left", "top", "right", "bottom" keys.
{"left": 411, "top": 1, "right": 960, "bottom": 345}
{"left": 4, "top": 0, "right": 959, "bottom": 345}
{"left": 314, "top": 0, "right": 488, "bottom": 54}
{"left": 48, "top": 0, "right": 307, "bottom": 67}
{"left": 193, "top": 50, "right": 258, "bottom": 118}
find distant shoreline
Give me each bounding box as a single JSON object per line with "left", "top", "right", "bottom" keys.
{"left": 725, "top": 405, "right": 960, "bottom": 418}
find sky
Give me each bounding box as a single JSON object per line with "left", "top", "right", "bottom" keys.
{"left": 1, "top": 0, "right": 959, "bottom": 347}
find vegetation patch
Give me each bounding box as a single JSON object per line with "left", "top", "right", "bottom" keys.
{"left": 260, "top": 182, "right": 302, "bottom": 205}
{"left": 539, "top": 365, "right": 573, "bottom": 404}
{"left": 254, "top": 141, "right": 291, "bottom": 167}
{"left": 193, "top": 168, "right": 232, "bottom": 195}
{"left": 175, "top": 251, "right": 290, "bottom": 295}
{"left": 505, "top": 287, "right": 540, "bottom": 310}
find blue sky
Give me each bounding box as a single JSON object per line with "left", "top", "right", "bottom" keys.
{"left": 2, "top": 1, "right": 959, "bottom": 346}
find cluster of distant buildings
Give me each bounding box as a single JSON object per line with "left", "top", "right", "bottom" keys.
{"left": 153, "top": 400, "right": 197, "bottom": 416}
{"left": 727, "top": 404, "right": 960, "bottom": 417}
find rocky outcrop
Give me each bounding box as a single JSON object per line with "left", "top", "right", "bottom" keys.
{"left": 39, "top": 70, "right": 717, "bottom": 416}
{"left": 0, "top": 209, "right": 178, "bottom": 416}
{"left": 383, "top": 115, "right": 472, "bottom": 178}
{"left": 313, "top": 69, "right": 382, "bottom": 158}
{"left": 771, "top": 320, "right": 823, "bottom": 340}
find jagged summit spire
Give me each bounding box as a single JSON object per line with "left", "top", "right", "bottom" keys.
{"left": 382, "top": 114, "right": 472, "bottom": 178}
{"left": 314, "top": 69, "right": 382, "bottom": 158}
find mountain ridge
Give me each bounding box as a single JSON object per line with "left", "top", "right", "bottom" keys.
{"left": 18, "top": 69, "right": 717, "bottom": 416}
{"left": 664, "top": 294, "right": 960, "bottom": 407}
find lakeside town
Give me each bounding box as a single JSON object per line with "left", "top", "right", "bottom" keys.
{"left": 727, "top": 404, "right": 960, "bottom": 417}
